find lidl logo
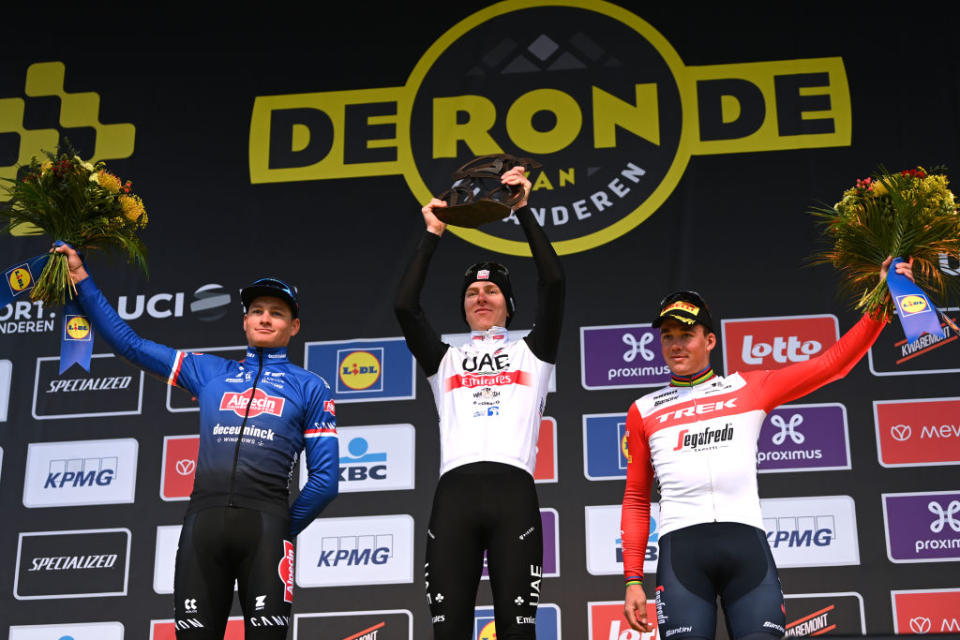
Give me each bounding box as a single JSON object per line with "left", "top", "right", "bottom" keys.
{"left": 7, "top": 266, "right": 32, "bottom": 293}
{"left": 64, "top": 315, "right": 91, "bottom": 341}
{"left": 338, "top": 349, "right": 383, "bottom": 391}
{"left": 897, "top": 294, "right": 931, "bottom": 316}
{"left": 473, "top": 603, "right": 559, "bottom": 640}
{"left": 249, "top": 2, "right": 850, "bottom": 255}
{"left": 305, "top": 337, "right": 415, "bottom": 403}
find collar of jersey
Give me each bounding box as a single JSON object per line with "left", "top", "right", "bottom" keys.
{"left": 669, "top": 365, "right": 716, "bottom": 387}
{"left": 244, "top": 346, "right": 289, "bottom": 364}
{"left": 470, "top": 326, "right": 508, "bottom": 342}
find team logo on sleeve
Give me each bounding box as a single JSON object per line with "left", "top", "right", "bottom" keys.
{"left": 219, "top": 388, "right": 285, "bottom": 417}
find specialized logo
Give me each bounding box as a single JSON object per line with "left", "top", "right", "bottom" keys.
{"left": 874, "top": 397, "right": 960, "bottom": 467}
{"left": 24, "top": 438, "right": 138, "bottom": 508}
{"left": 292, "top": 610, "right": 413, "bottom": 639}
{"left": 722, "top": 314, "right": 839, "bottom": 373}
{"left": 306, "top": 337, "right": 415, "bottom": 403}
{"left": 0, "top": 61, "right": 135, "bottom": 218}
{"left": 580, "top": 324, "right": 669, "bottom": 389}
{"left": 161, "top": 435, "right": 199, "bottom": 501}
{"left": 150, "top": 618, "right": 244, "bottom": 640}
{"left": 882, "top": 491, "right": 960, "bottom": 563}
{"left": 32, "top": 354, "right": 144, "bottom": 420}
{"left": 15, "top": 527, "right": 130, "bottom": 599}
{"left": 219, "top": 387, "right": 286, "bottom": 417}
{"left": 588, "top": 600, "right": 658, "bottom": 640}
{"left": 758, "top": 404, "right": 851, "bottom": 473}
{"left": 338, "top": 349, "right": 383, "bottom": 391}
{"left": 249, "top": 2, "right": 850, "bottom": 255}
{"left": 585, "top": 503, "right": 661, "bottom": 576}
{"left": 117, "top": 284, "right": 232, "bottom": 322}
{"left": 761, "top": 496, "right": 859, "bottom": 568}
{"left": 279, "top": 540, "right": 295, "bottom": 603}
{"left": 892, "top": 589, "right": 960, "bottom": 635}
{"left": 64, "top": 314, "right": 91, "bottom": 340}
{"left": 472, "top": 603, "right": 559, "bottom": 639}
{"left": 296, "top": 514, "right": 414, "bottom": 587}
{"left": 9, "top": 622, "right": 125, "bottom": 640}
{"left": 7, "top": 265, "right": 33, "bottom": 293}
{"left": 896, "top": 294, "right": 931, "bottom": 316}
{"left": 783, "top": 593, "right": 866, "bottom": 637}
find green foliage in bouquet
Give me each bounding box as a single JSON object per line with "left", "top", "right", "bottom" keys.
{"left": 0, "top": 144, "right": 149, "bottom": 305}
{"left": 809, "top": 167, "right": 960, "bottom": 315}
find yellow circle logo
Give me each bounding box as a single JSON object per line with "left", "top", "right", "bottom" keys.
{"left": 65, "top": 315, "right": 91, "bottom": 339}
{"left": 899, "top": 294, "right": 928, "bottom": 314}
{"left": 8, "top": 267, "right": 32, "bottom": 292}
{"left": 338, "top": 350, "right": 382, "bottom": 390}
{"left": 621, "top": 432, "right": 631, "bottom": 463}
{"left": 478, "top": 620, "right": 497, "bottom": 640}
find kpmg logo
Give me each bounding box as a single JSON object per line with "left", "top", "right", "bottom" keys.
{"left": 722, "top": 314, "right": 839, "bottom": 374}
{"left": 24, "top": 438, "right": 138, "bottom": 508}
{"left": 292, "top": 610, "right": 412, "bottom": 639}
{"left": 758, "top": 404, "right": 850, "bottom": 473}
{"left": 580, "top": 324, "right": 669, "bottom": 389}
{"left": 582, "top": 413, "right": 629, "bottom": 480}
{"left": 296, "top": 514, "right": 414, "bottom": 587}
{"left": 588, "top": 600, "right": 659, "bottom": 640}
{"left": 116, "top": 283, "right": 232, "bottom": 322}
{"left": 873, "top": 397, "right": 960, "bottom": 467}
{"left": 473, "top": 603, "right": 559, "bottom": 639}
{"left": 783, "top": 592, "right": 866, "bottom": 637}
{"left": 32, "top": 354, "right": 144, "bottom": 420}
{"left": 9, "top": 622, "right": 125, "bottom": 640}
{"left": 882, "top": 491, "right": 960, "bottom": 563}
{"left": 15, "top": 528, "right": 131, "bottom": 599}
{"left": 305, "top": 337, "right": 415, "bottom": 403}
{"left": 585, "top": 503, "right": 660, "bottom": 576}
{"left": 299, "top": 424, "right": 415, "bottom": 494}
{"left": 0, "top": 358, "right": 11, "bottom": 421}
{"left": 161, "top": 435, "right": 199, "bottom": 501}
{"left": 892, "top": 589, "right": 960, "bottom": 635}
{"left": 761, "top": 496, "right": 859, "bottom": 568}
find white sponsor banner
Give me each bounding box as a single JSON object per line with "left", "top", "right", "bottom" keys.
{"left": 1, "top": 358, "right": 11, "bottom": 421}
{"left": 296, "top": 514, "right": 414, "bottom": 588}
{"left": 154, "top": 524, "right": 238, "bottom": 595}
{"left": 32, "top": 353, "right": 145, "bottom": 419}
{"left": 584, "top": 503, "right": 660, "bottom": 576}
{"left": 23, "top": 438, "right": 138, "bottom": 508}
{"left": 300, "top": 424, "right": 415, "bottom": 494}
{"left": 762, "top": 495, "right": 860, "bottom": 567}
{"left": 442, "top": 329, "right": 557, "bottom": 392}
{"left": 9, "top": 622, "right": 125, "bottom": 640}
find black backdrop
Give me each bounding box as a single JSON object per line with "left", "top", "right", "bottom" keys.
{"left": 2, "top": 3, "right": 959, "bottom": 638}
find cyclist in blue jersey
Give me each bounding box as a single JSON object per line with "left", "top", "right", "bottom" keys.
{"left": 54, "top": 243, "right": 338, "bottom": 640}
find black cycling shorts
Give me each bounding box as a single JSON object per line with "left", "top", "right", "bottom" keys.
{"left": 654, "top": 522, "right": 786, "bottom": 640}
{"left": 425, "top": 462, "right": 543, "bottom": 640}
{"left": 173, "top": 506, "right": 295, "bottom": 639}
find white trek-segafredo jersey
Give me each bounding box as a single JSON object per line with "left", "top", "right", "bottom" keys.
{"left": 620, "top": 314, "right": 884, "bottom": 583}
{"left": 427, "top": 326, "right": 554, "bottom": 477}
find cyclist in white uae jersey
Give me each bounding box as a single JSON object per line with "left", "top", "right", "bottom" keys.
{"left": 620, "top": 258, "right": 913, "bottom": 640}
{"left": 394, "top": 165, "right": 564, "bottom": 639}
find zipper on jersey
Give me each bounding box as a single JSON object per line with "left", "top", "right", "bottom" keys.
{"left": 228, "top": 347, "right": 264, "bottom": 506}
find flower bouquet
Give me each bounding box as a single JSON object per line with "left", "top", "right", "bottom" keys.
{"left": 809, "top": 167, "right": 960, "bottom": 317}
{"left": 0, "top": 143, "right": 149, "bottom": 305}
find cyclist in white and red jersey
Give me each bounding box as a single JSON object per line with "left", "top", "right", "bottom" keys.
{"left": 620, "top": 258, "right": 913, "bottom": 639}
{"left": 395, "top": 165, "right": 564, "bottom": 639}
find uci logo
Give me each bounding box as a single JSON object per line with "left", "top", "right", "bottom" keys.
{"left": 7, "top": 266, "right": 32, "bottom": 293}
{"left": 338, "top": 350, "right": 382, "bottom": 390}
{"left": 250, "top": 1, "right": 851, "bottom": 255}
{"left": 64, "top": 315, "right": 91, "bottom": 340}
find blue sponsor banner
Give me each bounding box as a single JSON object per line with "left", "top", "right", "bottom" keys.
{"left": 304, "top": 337, "right": 415, "bottom": 403}
{"left": 473, "top": 603, "right": 559, "bottom": 639}
{"left": 583, "top": 413, "right": 629, "bottom": 480}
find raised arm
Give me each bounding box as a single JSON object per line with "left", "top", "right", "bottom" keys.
{"left": 393, "top": 198, "right": 450, "bottom": 377}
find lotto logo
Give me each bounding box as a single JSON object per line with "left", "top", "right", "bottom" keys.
{"left": 588, "top": 600, "right": 658, "bottom": 639}
{"left": 722, "top": 314, "right": 839, "bottom": 374}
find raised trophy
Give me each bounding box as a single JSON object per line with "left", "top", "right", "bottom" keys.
{"left": 435, "top": 153, "right": 542, "bottom": 228}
